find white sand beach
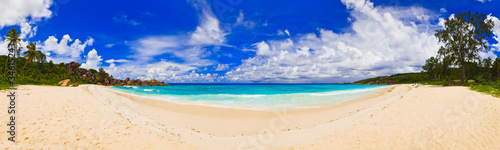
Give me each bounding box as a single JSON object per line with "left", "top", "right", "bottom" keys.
{"left": 1, "top": 84, "right": 499, "bottom": 149}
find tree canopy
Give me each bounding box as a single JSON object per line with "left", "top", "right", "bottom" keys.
{"left": 434, "top": 11, "right": 494, "bottom": 85}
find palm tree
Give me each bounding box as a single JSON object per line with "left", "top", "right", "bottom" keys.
{"left": 20, "top": 42, "right": 45, "bottom": 78}
{"left": 4, "top": 28, "right": 23, "bottom": 74}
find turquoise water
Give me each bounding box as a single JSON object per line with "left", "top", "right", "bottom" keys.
{"left": 110, "top": 84, "right": 391, "bottom": 111}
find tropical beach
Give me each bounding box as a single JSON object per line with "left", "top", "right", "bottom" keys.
{"left": 2, "top": 0, "right": 500, "bottom": 149}
{"left": 1, "top": 84, "right": 499, "bottom": 149}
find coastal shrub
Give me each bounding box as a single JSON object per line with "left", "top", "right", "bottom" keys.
{"left": 0, "top": 55, "right": 96, "bottom": 90}
{"left": 471, "top": 83, "right": 500, "bottom": 97}
{"left": 89, "top": 69, "right": 98, "bottom": 74}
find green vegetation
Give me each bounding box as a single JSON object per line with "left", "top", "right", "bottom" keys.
{"left": 470, "top": 82, "right": 500, "bottom": 97}
{"left": 21, "top": 42, "right": 45, "bottom": 77}
{"left": 0, "top": 27, "right": 104, "bottom": 90}
{"left": 355, "top": 11, "right": 500, "bottom": 97}
{"left": 0, "top": 55, "right": 95, "bottom": 90}
{"left": 4, "top": 28, "right": 23, "bottom": 75}
{"left": 353, "top": 69, "right": 467, "bottom": 86}
{"left": 354, "top": 72, "right": 429, "bottom": 84}
{"left": 434, "top": 11, "right": 494, "bottom": 85}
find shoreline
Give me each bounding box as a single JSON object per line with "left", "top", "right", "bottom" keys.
{"left": 99, "top": 85, "right": 398, "bottom": 136}
{"left": 105, "top": 84, "right": 394, "bottom": 112}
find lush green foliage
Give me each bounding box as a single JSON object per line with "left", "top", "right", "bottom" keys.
{"left": 470, "top": 81, "right": 500, "bottom": 97}
{"left": 0, "top": 55, "right": 94, "bottom": 90}
{"left": 434, "top": 11, "right": 494, "bottom": 85}
{"left": 353, "top": 68, "right": 467, "bottom": 85}
{"left": 353, "top": 72, "right": 429, "bottom": 84}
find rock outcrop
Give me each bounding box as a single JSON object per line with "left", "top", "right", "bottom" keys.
{"left": 61, "top": 79, "right": 71, "bottom": 87}
{"left": 63, "top": 62, "right": 169, "bottom": 86}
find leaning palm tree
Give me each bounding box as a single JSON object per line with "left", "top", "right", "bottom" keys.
{"left": 4, "top": 28, "right": 23, "bottom": 74}
{"left": 20, "top": 42, "right": 45, "bottom": 78}
{"left": 35, "top": 50, "right": 46, "bottom": 63}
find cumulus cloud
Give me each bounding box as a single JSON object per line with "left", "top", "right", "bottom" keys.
{"left": 80, "top": 49, "right": 103, "bottom": 70}
{"left": 105, "top": 60, "right": 220, "bottom": 82}
{"left": 488, "top": 15, "right": 500, "bottom": 51}
{"left": 215, "top": 63, "right": 229, "bottom": 71}
{"left": 253, "top": 41, "right": 273, "bottom": 56}
{"left": 0, "top": 0, "right": 52, "bottom": 41}
{"left": 19, "top": 20, "right": 38, "bottom": 39}
{"left": 0, "top": 0, "right": 52, "bottom": 28}
{"left": 41, "top": 35, "right": 95, "bottom": 63}
{"left": 225, "top": 0, "right": 442, "bottom": 82}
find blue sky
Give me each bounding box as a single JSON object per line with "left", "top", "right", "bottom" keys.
{"left": 1, "top": 0, "right": 500, "bottom": 83}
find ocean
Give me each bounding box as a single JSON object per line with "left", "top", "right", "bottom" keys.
{"left": 109, "top": 84, "right": 391, "bottom": 111}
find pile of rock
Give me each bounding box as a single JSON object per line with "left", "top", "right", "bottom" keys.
{"left": 64, "top": 62, "right": 97, "bottom": 82}
{"left": 97, "top": 77, "right": 168, "bottom": 86}
{"left": 61, "top": 62, "right": 169, "bottom": 86}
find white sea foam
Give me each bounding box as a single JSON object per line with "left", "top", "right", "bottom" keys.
{"left": 233, "top": 94, "right": 266, "bottom": 98}
{"left": 110, "top": 85, "right": 392, "bottom": 111}
{"left": 310, "top": 86, "right": 385, "bottom": 96}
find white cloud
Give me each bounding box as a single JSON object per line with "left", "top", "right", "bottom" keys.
{"left": 80, "top": 49, "right": 103, "bottom": 70}
{"left": 41, "top": 35, "right": 95, "bottom": 63}
{"left": 19, "top": 20, "right": 38, "bottom": 39}
{"left": 234, "top": 10, "right": 256, "bottom": 29}
{"left": 0, "top": 36, "right": 8, "bottom": 55}
{"left": 107, "top": 0, "right": 224, "bottom": 82}
{"left": 253, "top": 41, "right": 273, "bottom": 56}
{"left": 105, "top": 60, "right": 220, "bottom": 82}
{"left": 105, "top": 59, "right": 131, "bottom": 63}
{"left": 0, "top": 0, "right": 52, "bottom": 28}
{"left": 0, "top": 0, "right": 53, "bottom": 52}
{"left": 188, "top": 0, "right": 226, "bottom": 46}
{"left": 277, "top": 29, "right": 291, "bottom": 36}
{"left": 476, "top": 0, "right": 492, "bottom": 3}
{"left": 225, "top": 0, "right": 442, "bottom": 82}
{"left": 479, "top": 50, "right": 497, "bottom": 59}
{"left": 113, "top": 13, "right": 141, "bottom": 26}
{"left": 130, "top": 36, "right": 183, "bottom": 60}
{"left": 215, "top": 63, "right": 229, "bottom": 71}
{"left": 488, "top": 15, "right": 500, "bottom": 51}
{"left": 104, "top": 43, "right": 115, "bottom": 48}
{"left": 440, "top": 8, "right": 447, "bottom": 13}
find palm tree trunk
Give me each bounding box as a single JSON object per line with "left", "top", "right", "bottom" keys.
{"left": 4, "top": 57, "right": 8, "bottom": 76}
{"left": 20, "top": 62, "right": 27, "bottom": 78}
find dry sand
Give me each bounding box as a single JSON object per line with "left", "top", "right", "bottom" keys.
{"left": 0, "top": 84, "right": 499, "bottom": 149}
